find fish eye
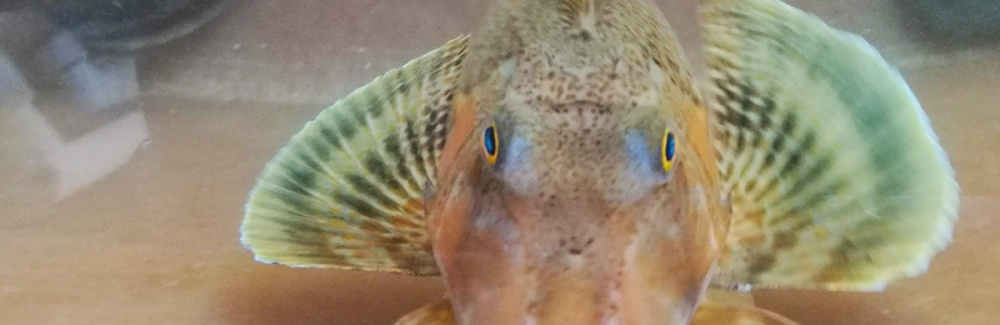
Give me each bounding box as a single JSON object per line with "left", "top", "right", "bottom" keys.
{"left": 661, "top": 128, "right": 675, "bottom": 173}
{"left": 483, "top": 123, "right": 499, "bottom": 165}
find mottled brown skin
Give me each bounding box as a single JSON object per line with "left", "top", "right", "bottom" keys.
{"left": 424, "top": 1, "right": 730, "bottom": 324}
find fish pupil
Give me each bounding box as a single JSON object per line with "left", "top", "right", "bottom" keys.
{"left": 666, "top": 133, "right": 675, "bottom": 161}
{"left": 484, "top": 127, "right": 497, "bottom": 155}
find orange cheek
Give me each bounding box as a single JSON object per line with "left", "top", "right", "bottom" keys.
{"left": 425, "top": 175, "right": 529, "bottom": 325}
{"left": 436, "top": 93, "right": 478, "bottom": 174}
{"left": 606, "top": 175, "right": 721, "bottom": 324}
{"left": 426, "top": 90, "right": 481, "bottom": 288}
{"left": 425, "top": 148, "right": 477, "bottom": 282}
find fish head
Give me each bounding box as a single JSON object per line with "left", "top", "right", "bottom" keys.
{"left": 426, "top": 87, "right": 721, "bottom": 325}
{"left": 420, "top": 2, "right": 727, "bottom": 324}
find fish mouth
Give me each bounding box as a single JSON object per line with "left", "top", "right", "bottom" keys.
{"left": 428, "top": 187, "right": 717, "bottom": 325}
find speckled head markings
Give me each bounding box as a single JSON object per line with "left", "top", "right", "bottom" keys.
{"left": 426, "top": 2, "right": 721, "bottom": 324}
{"left": 239, "top": 0, "right": 959, "bottom": 324}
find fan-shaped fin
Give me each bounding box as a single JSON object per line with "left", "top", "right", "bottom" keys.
{"left": 240, "top": 36, "right": 470, "bottom": 275}
{"left": 702, "top": 0, "right": 959, "bottom": 291}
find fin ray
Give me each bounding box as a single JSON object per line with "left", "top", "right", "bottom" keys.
{"left": 702, "top": 0, "right": 959, "bottom": 291}
{"left": 240, "top": 36, "right": 470, "bottom": 275}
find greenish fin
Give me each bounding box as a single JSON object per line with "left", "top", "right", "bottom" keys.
{"left": 693, "top": 301, "right": 800, "bottom": 325}
{"left": 240, "top": 36, "right": 470, "bottom": 275}
{"left": 701, "top": 0, "right": 959, "bottom": 291}
{"left": 394, "top": 300, "right": 456, "bottom": 325}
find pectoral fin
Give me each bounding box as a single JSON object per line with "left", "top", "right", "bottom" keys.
{"left": 702, "top": 0, "right": 959, "bottom": 291}
{"left": 240, "top": 36, "right": 470, "bottom": 275}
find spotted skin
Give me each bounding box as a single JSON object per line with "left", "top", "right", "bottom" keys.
{"left": 240, "top": 0, "right": 958, "bottom": 323}
{"left": 425, "top": 1, "right": 725, "bottom": 323}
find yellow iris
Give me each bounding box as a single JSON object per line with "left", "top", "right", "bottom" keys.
{"left": 483, "top": 123, "right": 499, "bottom": 165}
{"left": 661, "top": 128, "right": 675, "bottom": 173}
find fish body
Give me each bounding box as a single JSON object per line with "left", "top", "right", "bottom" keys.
{"left": 239, "top": 0, "right": 960, "bottom": 324}
{"left": 428, "top": 1, "right": 723, "bottom": 323}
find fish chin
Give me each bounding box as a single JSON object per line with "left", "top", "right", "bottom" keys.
{"left": 430, "top": 184, "right": 715, "bottom": 325}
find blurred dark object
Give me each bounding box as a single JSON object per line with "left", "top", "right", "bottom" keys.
{"left": 1, "top": 0, "right": 214, "bottom": 112}
{"left": 0, "top": 0, "right": 34, "bottom": 12}
{"left": 45, "top": 0, "right": 231, "bottom": 53}
{"left": 898, "top": 0, "right": 1000, "bottom": 43}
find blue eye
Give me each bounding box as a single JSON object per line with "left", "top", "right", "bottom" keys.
{"left": 483, "top": 123, "right": 499, "bottom": 164}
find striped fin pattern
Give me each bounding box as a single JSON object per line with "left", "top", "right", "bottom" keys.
{"left": 240, "top": 36, "right": 470, "bottom": 275}
{"left": 701, "top": 0, "right": 959, "bottom": 291}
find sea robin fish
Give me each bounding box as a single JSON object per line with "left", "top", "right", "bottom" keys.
{"left": 239, "top": 0, "right": 960, "bottom": 324}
